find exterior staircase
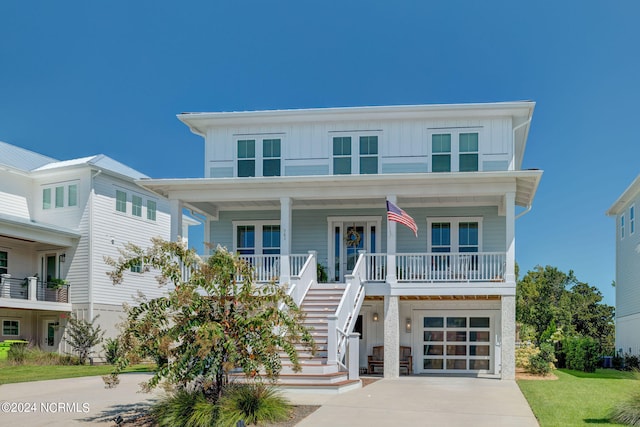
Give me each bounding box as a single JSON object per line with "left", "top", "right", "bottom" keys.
{"left": 276, "top": 283, "right": 361, "bottom": 393}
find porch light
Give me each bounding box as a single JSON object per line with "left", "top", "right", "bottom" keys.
{"left": 372, "top": 312, "right": 379, "bottom": 322}
{"left": 405, "top": 318, "right": 412, "bottom": 333}
{"left": 59, "top": 253, "right": 66, "bottom": 263}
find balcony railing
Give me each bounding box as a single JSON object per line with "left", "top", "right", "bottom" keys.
{"left": 0, "top": 276, "right": 69, "bottom": 303}
{"left": 363, "top": 252, "right": 506, "bottom": 283}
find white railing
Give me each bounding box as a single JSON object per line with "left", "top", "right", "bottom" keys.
{"left": 288, "top": 251, "right": 316, "bottom": 306}
{"left": 290, "top": 254, "right": 309, "bottom": 277}
{"left": 364, "top": 252, "right": 506, "bottom": 282}
{"left": 238, "top": 255, "right": 281, "bottom": 283}
{"left": 328, "top": 253, "right": 365, "bottom": 378}
{"left": 363, "top": 253, "right": 386, "bottom": 281}
{"left": 397, "top": 252, "right": 506, "bottom": 282}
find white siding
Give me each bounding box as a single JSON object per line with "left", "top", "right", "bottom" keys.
{"left": 0, "top": 171, "right": 32, "bottom": 219}
{"left": 204, "top": 116, "right": 515, "bottom": 178}
{"left": 89, "top": 174, "right": 171, "bottom": 306}
{"left": 616, "top": 192, "right": 640, "bottom": 319}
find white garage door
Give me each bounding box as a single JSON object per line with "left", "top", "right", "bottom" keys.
{"left": 418, "top": 312, "right": 493, "bottom": 374}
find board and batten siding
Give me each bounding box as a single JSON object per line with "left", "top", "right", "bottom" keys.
{"left": 616, "top": 194, "right": 640, "bottom": 319}
{"left": 204, "top": 117, "right": 514, "bottom": 178}
{"left": 89, "top": 174, "right": 171, "bottom": 306}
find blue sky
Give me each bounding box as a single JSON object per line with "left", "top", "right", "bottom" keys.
{"left": 1, "top": 1, "right": 638, "bottom": 306}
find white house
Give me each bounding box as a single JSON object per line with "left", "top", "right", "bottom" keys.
{"left": 140, "top": 102, "right": 542, "bottom": 384}
{"left": 0, "top": 141, "right": 174, "bottom": 354}
{"left": 607, "top": 175, "right": 640, "bottom": 357}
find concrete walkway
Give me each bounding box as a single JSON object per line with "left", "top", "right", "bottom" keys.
{"left": 293, "top": 376, "right": 539, "bottom": 427}
{"left": 0, "top": 374, "right": 538, "bottom": 426}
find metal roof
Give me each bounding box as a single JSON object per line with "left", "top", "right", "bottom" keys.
{"left": 0, "top": 140, "right": 59, "bottom": 171}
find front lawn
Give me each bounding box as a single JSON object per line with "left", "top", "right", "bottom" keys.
{"left": 518, "top": 369, "right": 639, "bottom": 426}
{"left": 0, "top": 363, "right": 152, "bottom": 385}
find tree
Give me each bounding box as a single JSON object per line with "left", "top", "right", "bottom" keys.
{"left": 516, "top": 265, "right": 615, "bottom": 354}
{"left": 105, "top": 239, "right": 315, "bottom": 399}
{"left": 65, "top": 314, "right": 105, "bottom": 365}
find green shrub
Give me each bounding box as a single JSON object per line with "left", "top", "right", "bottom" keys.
{"left": 516, "top": 342, "right": 538, "bottom": 369}
{"left": 7, "top": 342, "right": 28, "bottom": 364}
{"left": 317, "top": 264, "right": 328, "bottom": 283}
{"left": 151, "top": 389, "right": 217, "bottom": 427}
{"left": 626, "top": 354, "right": 640, "bottom": 371}
{"left": 610, "top": 392, "right": 640, "bottom": 426}
{"left": 217, "top": 383, "right": 290, "bottom": 427}
{"left": 527, "top": 342, "right": 555, "bottom": 375}
{"left": 564, "top": 335, "right": 600, "bottom": 373}
{"left": 103, "top": 338, "right": 121, "bottom": 365}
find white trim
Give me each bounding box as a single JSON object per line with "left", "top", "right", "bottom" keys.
{"left": 427, "top": 217, "right": 484, "bottom": 252}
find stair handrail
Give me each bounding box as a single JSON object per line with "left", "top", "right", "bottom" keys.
{"left": 288, "top": 251, "right": 316, "bottom": 306}
{"left": 331, "top": 252, "right": 367, "bottom": 374}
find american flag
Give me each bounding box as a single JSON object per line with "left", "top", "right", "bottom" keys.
{"left": 386, "top": 200, "right": 418, "bottom": 237}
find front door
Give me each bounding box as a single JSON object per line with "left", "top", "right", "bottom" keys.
{"left": 329, "top": 218, "right": 380, "bottom": 282}
{"left": 42, "top": 319, "right": 57, "bottom": 352}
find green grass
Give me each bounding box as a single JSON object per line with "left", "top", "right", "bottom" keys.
{"left": 0, "top": 363, "right": 153, "bottom": 385}
{"left": 518, "top": 369, "right": 640, "bottom": 426}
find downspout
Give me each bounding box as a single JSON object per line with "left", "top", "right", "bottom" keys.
{"left": 515, "top": 205, "right": 532, "bottom": 220}
{"left": 512, "top": 117, "right": 532, "bottom": 171}
{"left": 88, "top": 169, "right": 103, "bottom": 321}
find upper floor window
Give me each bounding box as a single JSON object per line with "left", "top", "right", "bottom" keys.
{"left": 0, "top": 251, "right": 7, "bottom": 275}
{"left": 147, "top": 200, "right": 157, "bottom": 221}
{"left": 237, "top": 139, "right": 256, "bottom": 177}
{"left": 263, "top": 139, "right": 281, "bottom": 177}
{"left": 130, "top": 260, "right": 142, "bottom": 273}
{"left": 430, "top": 130, "right": 480, "bottom": 172}
{"left": 621, "top": 214, "right": 625, "bottom": 239}
{"left": 42, "top": 182, "right": 79, "bottom": 210}
{"left": 332, "top": 134, "right": 379, "bottom": 175}
{"left": 132, "top": 195, "right": 143, "bottom": 217}
{"left": 116, "top": 190, "right": 127, "bottom": 213}
{"left": 333, "top": 137, "right": 352, "bottom": 175}
{"left": 237, "top": 137, "right": 282, "bottom": 177}
{"left": 631, "top": 205, "right": 635, "bottom": 235}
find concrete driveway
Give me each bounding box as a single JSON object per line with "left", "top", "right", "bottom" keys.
{"left": 0, "top": 373, "right": 161, "bottom": 426}
{"left": 293, "top": 376, "right": 539, "bottom": 427}
{"left": 0, "top": 374, "right": 538, "bottom": 426}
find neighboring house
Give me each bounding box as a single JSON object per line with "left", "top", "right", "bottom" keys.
{"left": 0, "top": 141, "right": 173, "bottom": 354}
{"left": 607, "top": 175, "right": 640, "bottom": 357}
{"left": 141, "top": 101, "right": 542, "bottom": 382}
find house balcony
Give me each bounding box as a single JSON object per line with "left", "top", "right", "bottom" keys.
{"left": 0, "top": 275, "right": 72, "bottom": 311}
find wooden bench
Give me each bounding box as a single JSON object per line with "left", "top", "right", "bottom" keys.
{"left": 367, "top": 345, "right": 413, "bottom": 375}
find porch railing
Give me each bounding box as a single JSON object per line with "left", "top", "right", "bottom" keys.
{"left": 363, "top": 252, "right": 506, "bottom": 282}
{"left": 0, "top": 276, "right": 69, "bottom": 303}
{"left": 238, "top": 255, "right": 281, "bottom": 283}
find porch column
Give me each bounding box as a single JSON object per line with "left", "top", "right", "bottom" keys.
{"left": 386, "top": 195, "right": 397, "bottom": 284}
{"left": 505, "top": 192, "right": 516, "bottom": 283}
{"left": 28, "top": 276, "right": 37, "bottom": 301}
{"left": 501, "top": 295, "right": 516, "bottom": 379}
{"left": 169, "top": 199, "right": 184, "bottom": 242}
{"left": 384, "top": 295, "right": 400, "bottom": 378}
{"left": 280, "top": 197, "right": 292, "bottom": 285}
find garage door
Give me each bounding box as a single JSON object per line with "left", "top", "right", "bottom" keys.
{"left": 419, "top": 313, "right": 493, "bottom": 373}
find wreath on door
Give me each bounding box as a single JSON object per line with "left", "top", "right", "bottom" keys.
{"left": 345, "top": 227, "right": 361, "bottom": 247}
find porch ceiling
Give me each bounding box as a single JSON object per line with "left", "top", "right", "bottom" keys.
{"left": 0, "top": 213, "right": 80, "bottom": 247}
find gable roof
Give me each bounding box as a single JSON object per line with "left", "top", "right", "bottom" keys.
{"left": 0, "top": 141, "right": 148, "bottom": 180}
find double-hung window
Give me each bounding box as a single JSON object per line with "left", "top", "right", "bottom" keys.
{"left": 0, "top": 251, "right": 7, "bottom": 275}
{"left": 631, "top": 205, "right": 635, "bottom": 235}
{"left": 236, "top": 225, "right": 256, "bottom": 254}
{"left": 147, "top": 200, "right": 157, "bottom": 221}
{"left": 430, "top": 130, "right": 480, "bottom": 172}
{"left": 132, "top": 195, "right": 143, "bottom": 217}
{"left": 68, "top": 184, "right": 78, "bottom": 207}
{"left": 621, "top": 214, "right": 625, "bottom": 239}
{"left": 43, "top": 188, "right": 52, "bottom": 210}
{"left": 55, "top": 186, "right": 64, "bottom": 208}
{"left": 237, "top": 137, "right": 282, "bottom": 177}
{"left": 428, "top": 218, "right": 482, "bottom": 254}
{"left": 332, "top": 133, "right": 380, "bottom": 175}
{"left": 42, "top": 182, "right": 79, "bottom": 210}
{"left": 262, "top": 225, "right": 281, "bottom": 254}
{"left": 116, "top": 190, "right": 127, "bottom": 213}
